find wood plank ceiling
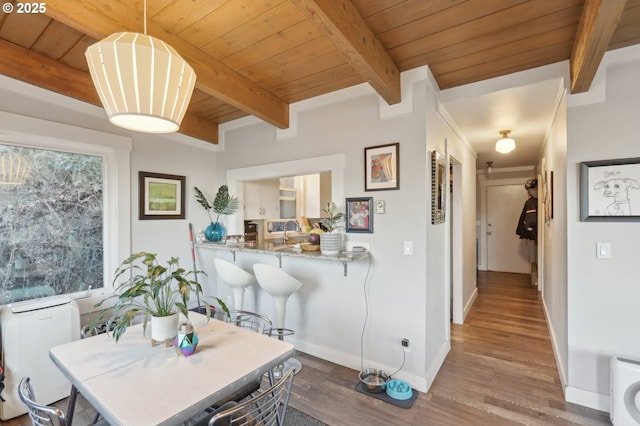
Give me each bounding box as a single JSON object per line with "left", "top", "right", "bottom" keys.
{"left": 0, "top": 0, "right": 638, "bottom": 144}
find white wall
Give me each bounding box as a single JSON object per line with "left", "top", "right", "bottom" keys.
{"left": 565, "top": 50, "right": 640, "bottom": 410}
{"left": 204, "top": 69, "right": 478, "bottom": 392}
{"left": 538, "top": 88, "right": 569, "bottom": 392}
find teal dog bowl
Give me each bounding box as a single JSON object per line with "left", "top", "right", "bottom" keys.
{"left": 385, "top": 379, "right": 413, "bottom": 400}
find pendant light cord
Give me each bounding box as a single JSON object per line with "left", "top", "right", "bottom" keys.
{"left": 143, "top": 0, "right": 147, "bottom": 35}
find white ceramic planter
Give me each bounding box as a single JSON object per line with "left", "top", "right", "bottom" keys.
{"left": 320, "top": 233, "right": 342, "bottom": 255}
{"left": 151, "top": 313, "right": 179, "bottom": 343}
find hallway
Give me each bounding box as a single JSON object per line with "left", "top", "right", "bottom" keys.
{"left": 288, "top": 271, "right": 611, "bottom": 425}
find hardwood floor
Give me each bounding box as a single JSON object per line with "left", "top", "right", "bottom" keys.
{"left": 7, "top": 271, "right": 611, "bottom": 425}
{"left": 288, "top": 271, "right": 611, "bottom": 426}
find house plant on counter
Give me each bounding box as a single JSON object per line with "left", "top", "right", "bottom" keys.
{"left": 93, "top": 252, "right": 229, "bottom": 346}
{"left": 195, "top": 185, "right": 239, "bottom": 242}
{"left": 319, "top": 202, "right": 344, "bottom": 255}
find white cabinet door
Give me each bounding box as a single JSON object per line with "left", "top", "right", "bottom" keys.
{"left": 244, "top": 179, "right": 279, "bottom": 219}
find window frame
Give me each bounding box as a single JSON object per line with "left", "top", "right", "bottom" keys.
{"left": 0, "top": 111, "right": 132, "bottom": 314}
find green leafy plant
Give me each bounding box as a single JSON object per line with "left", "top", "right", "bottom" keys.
{"left": 320, "top": 202, "right": 344, "bottom": 233}
{"left": 194, "top": 185, "right": 239, "bottom": 225}
{"left": 93, "top": 252, "right": 230, "bottom": 343}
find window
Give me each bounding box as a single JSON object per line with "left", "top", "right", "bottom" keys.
{"left": 0, "top": 144, "right": 104, "bottom": 304}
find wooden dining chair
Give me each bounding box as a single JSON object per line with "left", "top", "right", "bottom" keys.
{"left": 198, "top": 368, "right": 295, "bottom": 426}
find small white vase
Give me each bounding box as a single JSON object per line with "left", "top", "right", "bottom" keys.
{"left": 320, "top": 233, "right": 342, "bottom": 255}
{"left": 151, "top": 313, "right": 179, "bottom": 344}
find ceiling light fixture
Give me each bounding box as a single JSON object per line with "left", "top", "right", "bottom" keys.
{"left": 496, "top": 130, "right": 515, "bottom": 154}
{"left": 486, "top": 161, "right": 493, "bottom": 174}
{"left": 0, "top": 148, "right": 32, "bottom": 185}
{"left": 85, "top": 0, "right": 196, "bottom": 133}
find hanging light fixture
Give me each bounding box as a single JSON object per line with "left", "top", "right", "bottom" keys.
{"left": 486, "top": 161, "right": 493, "bottom": 174}
{"left": 85, "top": 0, "right": 196, "bottom": 133}
{"left": 496, "top": 130, "right": 515, "bottom": 154}
{"left": 0, "top": 148, "right": 32, "bottom": 185}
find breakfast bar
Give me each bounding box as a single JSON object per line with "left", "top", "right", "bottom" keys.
{"left": 195, "top": 241, "right": 368, "bottom": 276}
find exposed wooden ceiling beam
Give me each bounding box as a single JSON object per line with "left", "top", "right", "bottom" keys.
{"left": 44, "top": 0, "right": 289, "bottom": 129}
{"left": 570, "top": 0, "right": 627, "bottom": 93}
{"left": 290, "top": 0, "right": 401, "bottom": 105}
{"left": 0, "top": 39, "right": 218, "bottom": 144}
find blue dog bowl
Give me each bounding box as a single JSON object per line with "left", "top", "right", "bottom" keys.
{"left": 385, "top": 379, "right": 413, "bottom": 400}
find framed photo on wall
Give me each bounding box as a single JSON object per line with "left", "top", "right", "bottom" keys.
{"left": 431, "top": 151, "right": 446, "bottom": 224}
{"left": 345, "top": 197, "right": 374, "bottom": 233}
{"left": 580, "top": 157, "right": 640, "bottom": 221}
{"left": 364, "top": 143, "right": 399, "bottom": 191}
{"left": 139, "top": 171, "right": 186, "bottom": 220}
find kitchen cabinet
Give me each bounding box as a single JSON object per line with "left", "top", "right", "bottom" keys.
{"left": 244, "top": 179, "right": 279, "bottom": 219}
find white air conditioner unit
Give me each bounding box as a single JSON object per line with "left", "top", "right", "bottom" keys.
{"left": 0, "top": 296, "right": 80, "bottom": 420}
{"left": 611, "top": 356, "right": 640, "bottom": 426}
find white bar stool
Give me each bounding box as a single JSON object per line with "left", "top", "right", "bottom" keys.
{"left": 214, "top": 258, "right": 255, "bottom": 310}
{"left": 253, "top": 263, "right": 302, "bottom": 375}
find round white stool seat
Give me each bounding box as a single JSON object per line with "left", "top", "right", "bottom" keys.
{"left": 253, "top": 263, "right": 303, "bottom": 375}
{"left": 214, "top": 259, "right": 255, "bottom": 311}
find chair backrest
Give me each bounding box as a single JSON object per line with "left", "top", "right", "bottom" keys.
{"left": 208, "top": 368, "right": 294, "bottom": 426}
{"left": 18, "top": 377, "right": 66, "bottom": 426}
{"left": 227, "top": 309, "right": 273, "bottom": 336}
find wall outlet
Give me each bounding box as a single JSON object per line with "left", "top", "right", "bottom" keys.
{"left": 401, "top": 338, "right": 411, "bottom": 353}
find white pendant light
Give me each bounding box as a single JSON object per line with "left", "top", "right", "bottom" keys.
{"left": 85, "top": 2, "right": 196, "bottom": 133}
{"left": 0, "top": 148, "right": 31, "bottom": 185}
{"left": 495, "top": 130, "right": 515, "bottom": 154}
{"left": 486, "top": 161, "right": 493, "bottom": 174}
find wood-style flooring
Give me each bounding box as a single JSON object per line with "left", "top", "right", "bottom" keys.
{"left": 288, "top": 271, "right": 611, "bottom": 425}
{"left": 6, "top": 271, "right": 611, "bottom": 425}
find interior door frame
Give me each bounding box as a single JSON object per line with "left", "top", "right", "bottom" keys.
{"left": 478, "top": 177, "right": 529, "bottom": 271}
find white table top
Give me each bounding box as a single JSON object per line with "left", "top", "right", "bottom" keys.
{"left": 49, "top": 312, "right": 294, "bottom": 426}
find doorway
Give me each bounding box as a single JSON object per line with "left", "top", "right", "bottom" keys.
{"left": 486, "top": 184, "right": 531, "bottom": 273}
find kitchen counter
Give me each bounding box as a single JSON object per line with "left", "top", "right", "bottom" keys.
{"left": 195, "top": 241, "right": 369, "bottom": 276}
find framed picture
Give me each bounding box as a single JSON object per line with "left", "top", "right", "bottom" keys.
{"left": 545, "top": 170, "right": 554, "bottom": 223}
{"left": 364, "top": 143, "right": 399, "bottom": 191}
{"left": 346, "top": 197, "right": 374, "bottom": 233}
{"left": 431, "top": 151, "right": 446, "bottom": 224}
{"left": 139, "top": 171, "right": 186, "bottom": 220}
{"left": 580, "top": 157, "right": 640, "bottom": 221}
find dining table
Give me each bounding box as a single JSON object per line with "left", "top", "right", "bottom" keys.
{"left": 49, "top": 312, "right": 295, "bottom": 426}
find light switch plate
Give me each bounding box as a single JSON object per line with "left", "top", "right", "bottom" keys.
{"left": 596, "top": 242, "right": 611, "bottom": 259}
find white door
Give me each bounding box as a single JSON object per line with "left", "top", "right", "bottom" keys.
{"left": 486, "top": 184, "right": 532, "bottom": 274}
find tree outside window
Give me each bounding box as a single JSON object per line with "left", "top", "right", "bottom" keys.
{"left": 0, "top": 144, "right": 104, "bottom": 304}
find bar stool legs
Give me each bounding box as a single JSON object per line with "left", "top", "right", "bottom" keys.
{"left": 253, "top": 263, "right": 303, "bottom": 375}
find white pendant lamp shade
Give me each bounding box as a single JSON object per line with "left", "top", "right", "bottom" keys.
{"left": 495, "top": 130, "right": 515, "bottom": 154}
{"left": 0, "top": 150, "right": 31, "bottom": 185}
{"left": 85, "top": 32, "right": 196, "bottom": 133}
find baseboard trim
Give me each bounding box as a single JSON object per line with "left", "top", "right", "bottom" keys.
{"left": 541, "top": 297, "right": 568, "bottom": 391}
{"left": 463, "top": 287, "right": 478, "bottom": 321}
{"left": 565, "top": 385, "right": 610, "bottom": 413}
{"left": 295, "top": 339, "right": 429, "bottom": 393}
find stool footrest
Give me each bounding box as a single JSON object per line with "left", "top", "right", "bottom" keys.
{"left": 270, "top": 328, "right": 294, "bottom": 338}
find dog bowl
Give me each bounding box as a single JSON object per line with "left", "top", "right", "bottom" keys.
{"left": 386, "top": 379, "right": 413, "bottom": 400}
{"left": 359, "top": 369, "right": 390, "bottom": 394}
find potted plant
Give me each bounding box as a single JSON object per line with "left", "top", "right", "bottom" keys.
{"left": 195, "top": 185, "right": 239, "bottom": 242}
{"left": 319, "top": 202, "right": 344, "bottom": 255}
{"left": 93, "top": 252, "right": 229, "bottom": 344}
